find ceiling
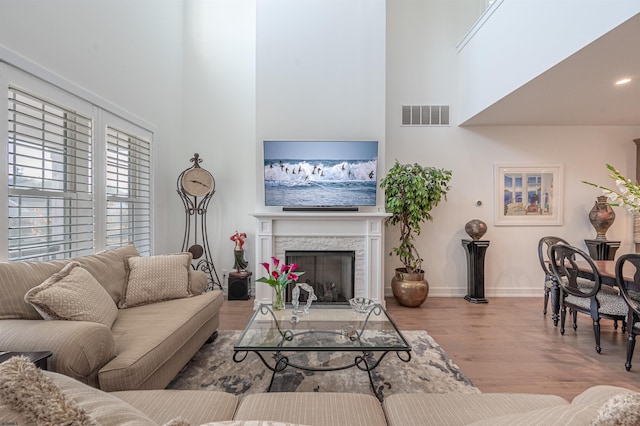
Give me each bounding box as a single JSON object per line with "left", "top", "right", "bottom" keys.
{"left": 461, "top": 13, "right": 640, "bottom": 126}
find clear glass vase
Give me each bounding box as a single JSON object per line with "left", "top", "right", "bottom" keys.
{"left": 273, "top": 286, "right": 285, "bottom": 310}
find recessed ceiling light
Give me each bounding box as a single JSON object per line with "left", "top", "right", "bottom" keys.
{"left": 615, "top": 78, "right": 632, "bottom": 85}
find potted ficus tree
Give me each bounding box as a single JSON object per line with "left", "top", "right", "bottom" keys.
{"left": 380, "top": 160, "right": 452, "bottom": 307}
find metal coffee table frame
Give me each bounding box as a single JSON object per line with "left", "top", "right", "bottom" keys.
{"left": 233, "top": 304, "right": 411, "bottom": 400}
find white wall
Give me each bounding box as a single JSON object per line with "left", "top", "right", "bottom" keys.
{"left": 457, "top": 0, "right": 640, "bottom": 123}
{"left": 2, "top": 0, "right": 640, "bottom": 298}
{"left": 386, "top": 0, "right": 640, "bottom": 297}
{"left": 0, "top": 0, "right": 184, "bottom": 255}
{"left": 255, "top": 0, "right": 386, "bottom": 210}
{"left": 182, "top": 0, "right": 257, "bottom": 279}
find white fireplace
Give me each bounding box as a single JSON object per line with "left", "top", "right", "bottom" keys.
{"left": 251, "top": 212, "right": 389, "bottom": 308}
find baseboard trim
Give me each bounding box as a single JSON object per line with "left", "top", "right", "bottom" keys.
{"left": 386, "top": 287, "right": 542, "bottom": 298}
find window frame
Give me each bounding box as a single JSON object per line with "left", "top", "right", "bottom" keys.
{"left": 104, "top": 117, "right": 152, "bottom": 255}
{"left": 0, "top": 61, "right": 154, "bottom": 261}
{"left": 7, "top": 85, "right": 95, "bottom": 260}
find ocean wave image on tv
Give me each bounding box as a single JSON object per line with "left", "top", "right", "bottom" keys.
{"left": 264, "top": 141, "right": 378, "bottom": 207}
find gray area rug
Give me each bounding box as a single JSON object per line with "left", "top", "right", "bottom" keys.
{"left": 168, "top": 330, "right": 479, "bottom": 400}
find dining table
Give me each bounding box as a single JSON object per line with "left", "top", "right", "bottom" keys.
{"left": 574, "top": 259, "right": 636, "bottom": 288}
{"left": 547, "top": 259, "right": 637, "bottom": 326}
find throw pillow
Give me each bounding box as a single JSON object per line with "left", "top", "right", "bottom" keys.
{"left": 0, "top": 356, "right": 95, "bottom": 425}
{"left": 119, "top": 253, "right": 192, "bottom": 308}
{"left": 189, "top": 269, "right": 208, "bottom": 295}
{"left": 592, "top": 392, "right": 640, "bottom": 426}
{"left": 0, "top": 356, "right": 163, "bottom": 425}
{"left": 75, "top": 242, "right": 140, "bottom": 305}
{"left": 24, "top": 261, "right": 119, "bottom": 328}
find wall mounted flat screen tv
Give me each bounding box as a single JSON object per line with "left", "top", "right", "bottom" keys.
{"left": 263, "top": 140, "right": 378, "bottom": 208}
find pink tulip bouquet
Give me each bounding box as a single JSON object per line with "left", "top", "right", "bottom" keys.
{"left": 256, "top": 256, "right": 305, "bottom": 310}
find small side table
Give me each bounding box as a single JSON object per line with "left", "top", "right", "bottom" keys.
{"left": 0, "top": 351, "right": 52, "bottom": 370}
{"left": 228, "top": 271, "right": 252, "bottom": 300}
{"left": 584, "top": 239, "right": 620, "bottom": 261}
{"left": 462, "top": 239, "right": 490, "bottom": 304}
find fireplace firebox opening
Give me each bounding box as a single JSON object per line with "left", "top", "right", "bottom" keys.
{"left": 285, "top": 250, "right": 355, "bottom": 304}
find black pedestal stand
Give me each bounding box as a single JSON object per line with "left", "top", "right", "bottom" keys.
{"left": 462, "top": 239, "right": 490, "bottom": 304}
{"left": 228, "top": 271, "right": 252, "bottom": 300}
{"left": 584, "top": 239, "right": 620, "bottom": 261}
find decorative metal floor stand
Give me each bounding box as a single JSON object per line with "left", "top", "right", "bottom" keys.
{"left": 177, "top": 153, "right": 222, "bottom": 291}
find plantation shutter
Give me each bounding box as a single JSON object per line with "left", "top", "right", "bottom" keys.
{"left": 7, "top": 87, "right": 93, "bottom": 260}
{"left": 105, "top": 126, "right": 151, "bottom": 255}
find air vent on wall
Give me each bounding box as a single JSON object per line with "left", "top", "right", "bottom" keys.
{"left": 401, "top": 105, "right": 450, "bottom": 126}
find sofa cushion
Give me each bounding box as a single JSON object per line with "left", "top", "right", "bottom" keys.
{"left": 99, "top": 290, "right": 223, "bottom": 391}
{"left": 0, "top": 259, "right": 68, "bottom": 320}
{"left": 570, "top": 384, "right": 637, "bottom": 405}
{"left": 383, "top": 392, "right": 568, "bottom": 426}
{"left": 465, "top": 386, "right": 640, "bottom": 426}
{"left": 24, "top": 261, "right": 118, "bottom": 328}
{"left": 0, "top": 356, "right": 157, "bottom": 426}
{"left": 75, "top": 242, "right": 140, "bottom": 305}
{"left": 234, "top": 392, "right": 388, "bottom": 426}
{"left": 199, "top": 422, "right": 310, "bottom": 426}
{"left": 119, "top": 253, "right": 192, "bottom": 308}
{"left": 0, "top": 243, "right": 138, "bottom": 320}
{"left": 111, "top": 389, "right": 238, "bottom": 425}
{"left": 465, "top": 402, "right": 606, "bottom": 425}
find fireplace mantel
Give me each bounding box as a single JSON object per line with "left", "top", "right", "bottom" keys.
{"left": 251, "top": 211, "right": 389, "bottom": 308}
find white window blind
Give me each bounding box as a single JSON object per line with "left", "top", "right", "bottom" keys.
{"left": 7, "top": 87, "right": 94, "bottom": 260}
{"left": 106, "top": 126, "right": 151, "bottom": 255}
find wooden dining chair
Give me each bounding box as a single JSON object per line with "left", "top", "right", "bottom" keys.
{"left": 538, "top": 236, "right": 569, "bottom": 324}
{"left": 549, "top": 243, "right": 627, "bottom": 353}
{"left": 538, "top": 237, "right": 618, "bottom": 326}
{"left": 614, "top": 253, "right": 640, "bottom": 371}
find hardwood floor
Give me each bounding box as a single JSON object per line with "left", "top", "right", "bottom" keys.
{"left": 219, "top": 296, "right": 640, "bottom": 401}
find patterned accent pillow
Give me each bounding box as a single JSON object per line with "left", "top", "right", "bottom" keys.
{"left": 0, "top": 356, "right": 95, "bottom": 425}
{"left": 593, "top": 392, "right": 640, "bottom": 426}
{"left": 119, "top": 253, "right": 192, "bottom": 308}
{"left": 0, "top": 356, "right": 160, "bottom": 425}
{"left": 24, "top": 261, "right": 119, "bottom": 328}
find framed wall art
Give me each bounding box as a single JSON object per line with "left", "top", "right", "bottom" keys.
{"left": 494, "top": 164, "right": 563, "bottom": 226}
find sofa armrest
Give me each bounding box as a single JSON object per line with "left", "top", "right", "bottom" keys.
{"left": 0, "top": 319, "right": 116, "bottom": 385}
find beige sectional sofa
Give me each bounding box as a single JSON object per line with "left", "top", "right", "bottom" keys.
{"left": 0, "top": 243, "right": 224, "bottom": 391}
{"left": 0, "top": 355, "right": 638, "bottom": 426}
{"left": 1, "top": 244, "right": 638, "bottom": 424}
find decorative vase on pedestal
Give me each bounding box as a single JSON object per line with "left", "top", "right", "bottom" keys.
{"left": 464, "top": 219, "right": 488, "bottom": 241}
{"left": 589, "top": 195, "right": 615, "bottom": 241}
{"left": 273, "top": 286, "right": 285, "bottom": 310}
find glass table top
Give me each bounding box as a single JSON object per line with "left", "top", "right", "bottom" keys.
{"left": 234, "top": 304, "right": 410, "bottom": 352}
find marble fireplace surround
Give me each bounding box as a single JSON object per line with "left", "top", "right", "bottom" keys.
{"left": 252, "top": 212, "right": 389, "bottom": 308}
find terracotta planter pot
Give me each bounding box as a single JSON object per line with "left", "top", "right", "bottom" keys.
{"left": 391, "top": 268, "right": 429, "bottom": 307}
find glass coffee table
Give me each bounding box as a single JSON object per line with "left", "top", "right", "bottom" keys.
{"left": 233, "top": 304, "right": 411, "bottom": 400}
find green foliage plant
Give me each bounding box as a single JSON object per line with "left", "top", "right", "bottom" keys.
{"left": 380, "top": 160, "right": 452, "bottom": 274}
